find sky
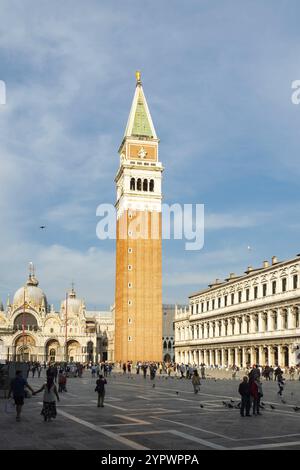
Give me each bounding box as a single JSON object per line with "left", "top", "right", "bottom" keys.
{"left": 0, "top": 0, "right": 300, "bottom": 309}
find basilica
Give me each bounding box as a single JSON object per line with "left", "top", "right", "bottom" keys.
{"left": 0, "top": 267, "right": 114, "bottom": 363}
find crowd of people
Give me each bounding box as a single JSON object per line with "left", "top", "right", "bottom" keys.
{"left": 5, "top": 358, "right": 296, "bottom": 424}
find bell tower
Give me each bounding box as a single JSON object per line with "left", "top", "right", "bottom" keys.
{"left": 114, "top": 72, "right": 163, "bottom": 363}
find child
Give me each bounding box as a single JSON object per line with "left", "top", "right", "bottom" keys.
{"left": 58, "top": 370, "right": 67, "bottom": 393}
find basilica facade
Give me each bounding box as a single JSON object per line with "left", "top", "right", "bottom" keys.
{"left": 174, "top": 255, "right": 300, "bottom": 368}
{"left": 0, "top": 269, "right": 114, "bottom": 363}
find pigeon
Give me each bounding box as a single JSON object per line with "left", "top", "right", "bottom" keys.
{"left": 270, "top": 404, "right": 275, "bottom": 410}
{"left": 227, "top": 403, "right": 234, "bottom": 409}
{"left": 200, "top": 404, "right": 204, "bottom": 408}
{"left": 176, "top": 391, "right": 179, "bottom": 395}
{"left": 281, "top": 399, "right": 286, "bottom": 404}
{"left": 261, "top": 402, "right": 265, "bottom": 406}
{"left": 230, "top": 400, "right": 235, "bottom": 403}
{"left": 222, "top": 401, "right": 228, "bottom": 407}
{"left": 293, "top": 406, "right": 300, "bottom": 412}
{"left": 40, "top": 225, "right": 46, "bottom": 229}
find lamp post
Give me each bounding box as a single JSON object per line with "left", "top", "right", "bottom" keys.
{"left": 22, "top": 287, "right": 26, "bottom": 362}
{"left": 64, "top": 292, "right": 68, "bottom": 363}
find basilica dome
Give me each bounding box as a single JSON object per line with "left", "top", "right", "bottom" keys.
{"left": 61, "top": 288, "right": 85, "bottom": 316}
{"left": 13, "top": 274, "right": 47, "bottom": 310}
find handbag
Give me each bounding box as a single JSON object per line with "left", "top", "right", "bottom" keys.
{"left": 5, "top": 399, "right": 15, "bottom": 414}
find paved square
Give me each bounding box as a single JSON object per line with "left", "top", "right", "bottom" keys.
{"left": 2, "top": 371, "right": 300, "bottom": 450}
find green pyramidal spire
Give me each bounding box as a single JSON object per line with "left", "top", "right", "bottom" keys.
{"left": 123, "top": 71, "right": 158, "bottom": 140}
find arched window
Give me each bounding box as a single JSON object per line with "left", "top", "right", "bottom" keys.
{"left": 163, "top": 340, "right": 167, "bottom": 349}
{"left": 137, "top": 179, "right": 142, "bottom": 191}
{"left": 149, "top": 179, "right": 154, "bottom": 192}
{"left": 168, "top": 340, "right": 172, "bottom": 349}
{"left": 143, "top": 179, "right": 148, "bottom": 191}
{"left": 130, "top": 178, "right": 135, "bottom": 190}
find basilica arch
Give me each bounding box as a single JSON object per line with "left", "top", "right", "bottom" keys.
{"left": 14, "top": 334, "right": 36, "bottom": 362}
{"left": 45, "top": 339, "right": 61, "bottom": 364}
{"left": 13, "top": 312, "right": 39, "bottom": 332}
{"left": 67, "top": 340, "right": 81, "bottom": 362}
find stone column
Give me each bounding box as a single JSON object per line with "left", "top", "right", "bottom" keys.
{"left": 209, "top": 349, "right": 213, "bottom": 366}
{"left": 249, "top": 315, "right": 255, "bottom": 333}
{"left": 221, "top": 320, "right": 226, "bottom": 337}
{"left": 250, "top": 347, "right": 256, "bottom": 365}
{"left": 288, "top": 306, "right": 295, "bottom": 329}
{"left": 230, "top": 319, "right": 235, "bottom": 336}
{"left": 258, "top": 313, "right": 264, "bottom": 333}
{"left": 277, "top": 345, "right": 284, "bottom": 367}
{"left": 241, "top": 347, "right": 247, "bottom": 368}
{"left": 234, "top": 347, "right": 239, "bottom": 366}
{"left": 200, "top": 350, "right": 204, "bottom": 364}
{"left": 194, "top": 350, "right": 198, "bottom": 365}
{"left": 277, "top": 309, "right": 283, "bottom": 331}
{"left": 258, "top": 345, "right": 265, "bottom": 366}
{"left": 267, "top": 311, "right": 273, "bottom": 331}
{"left": 196, "top": 350, "right": 199, "bottom": 364}
{"left": 229, "top": 348, "right": 233, "bottom": 366}
{"left": 241, "top": 315, "right": 248, "bottom": 334}
{"left": 215, "top": 349, "right": 220, "bottom": 366}
{"left": 203, "top": 349, "right": 208, "bottom": 365}
{"left": 221, "top": 348, "right": 225, "bottom": 367}
{"left": 288, "top": 345, "right": 294, "bottom": 367}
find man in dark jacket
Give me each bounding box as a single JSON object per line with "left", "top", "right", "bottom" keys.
{"left": 95, "top": 375, "right": 107, "bottom": 407}
{"left": 238, "top": 376, "right": 251, "bottom": 417}
{"left": 8, "top": 370, "right": 35, "bottom": 421}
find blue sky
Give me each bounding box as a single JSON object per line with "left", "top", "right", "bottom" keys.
{"left": 0, "top": 0, "right": 300, "bottom": 309}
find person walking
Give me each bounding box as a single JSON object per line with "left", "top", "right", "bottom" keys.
{"left": 95, "top": 374, "right": 107, "bottom": 407}
{"left": 91, "top": 364, "right": 96, "bottom": 379}
{"left": 8, "top": 370, "right": 35, "bottom": 422}
{"left": 238, "top": 376, "right": 251, "bottom": 417}
{"left": 277, "top": 372, "right": 285, "bottom": 396}
{"left": 34, "top": 376, "right": 60, "bottom": 421}
{"left": 192, "top": 370, "right": 201, "bottom": 394}
{"left": 256, "top": 377, "right": 263, "bottom": 414}
{"left": 250, "top": 378, "right": 262, "bottom": 416}
{"left": 142, "top": 363, "right": 148, "bottom": 379}
{"left": 248, "top": 364, "right": 260, "bottom": 382}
